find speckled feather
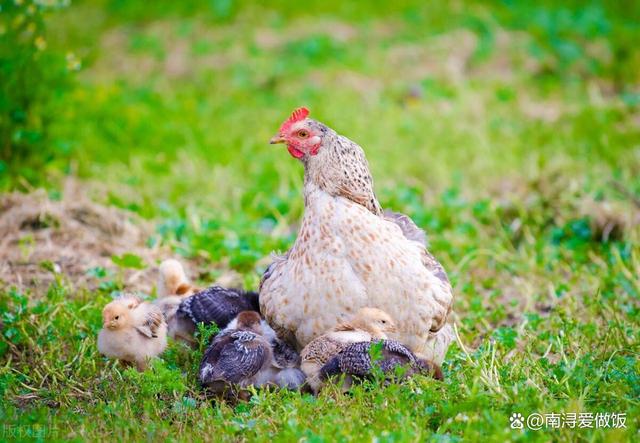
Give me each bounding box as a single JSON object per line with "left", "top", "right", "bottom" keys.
{"left": 179, "top": 286, "right": 260, "bottom": 330}
{"left": 301, "top": 335, "right": 350, "bottom": 367}
{"left": 320, "top": 339, "right": 438, "bottom": 381}
{"left": 199, "top": 330, "right": 271, "bottom": 387}
{"left": 260, "top": 119, "right": 454, "bottom": 363}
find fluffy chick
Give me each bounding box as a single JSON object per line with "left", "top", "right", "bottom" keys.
{"left": 157, "top": 259, "right": 197, "bottom": 297}
{"left": 154, "top": 259, "right": 198, "bottom": 345}
{"left": 199, "top": 311, "right": 277, "bottom": 399}
{"left": 223, "top": 314, "right": 301, "bottom": 369}
{"left": 300, "top": 307, "right": 397, "bottom": 393}
{"left": 97, "top": 295, "right": 168, "bottom": 371}
{"left": 165, "top": 286, "right": 260, "bottom": 345}
{"left": 221, "top": 313, "right": 305, "bottom": 390}
{"left": 319, "top": 339, "right": 443, "bottom": 392}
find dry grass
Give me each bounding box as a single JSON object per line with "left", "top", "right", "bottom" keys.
{"left": 0, "top": 180, "right": 166, "bottom": 295}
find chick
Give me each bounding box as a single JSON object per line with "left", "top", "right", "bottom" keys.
{"left": 153, "top": 295, "right": 197, "bottom": 345}
{"left": 319, "top": 339, "right": 443, "bottom": 391}
{"left": 220, "top": 313, "right": 305, "bottom": 390}
{"left": 199, "top": 311, "right": 275, "bottom": 399}
{"left": 157, "top": 258, "right": 197, "bottom": 297}
{"left": 153, "top": 259, "right": 199, "bottom": 345}
{"left": 165, "top": 285, "right": 260, "bottom": 345}
{"left": 97, "top": 295, "right": 168, "bottom": 371}
{"left": 300, "top": 307, "right": 397, "bottom": 393}
{"left": 223, "top": 313, "right": 302, "bottom": 369}
{"left": 180, "top": 286, "right": 260, "bottom": 327}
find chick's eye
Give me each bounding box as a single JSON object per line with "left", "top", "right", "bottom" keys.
{"left": 381, "top": 320, "right": 387, "bottom": 324}
{"left": 114, "top": 316, "right": 120, "bottom": 320}
{"left": 297, "top": 130, "right": 309, "bottom": 138}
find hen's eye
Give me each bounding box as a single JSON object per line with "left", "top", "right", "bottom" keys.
{"left": 381, "top": 320, "right": 387, "bottom": 324}
{"left": 115, "top": 316, "right": 120, "bottom": 320}
{"left": 298, "top": 130, "right": 309, "bottom": 138}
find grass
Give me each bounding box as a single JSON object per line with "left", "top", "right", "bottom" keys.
{"left": 1, "top": 0, "right": 639, "bottom": 441}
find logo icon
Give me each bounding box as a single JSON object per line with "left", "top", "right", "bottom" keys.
{"left": 510, "top": 413, "right": 524, "bottom": 429}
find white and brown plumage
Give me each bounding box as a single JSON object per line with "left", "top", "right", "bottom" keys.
{"left": 97, "top": 295, "right": 167, "bottom": 371}
{"left": 319, "top": 339, "right": 443, "bottom": 391}
{"left": 199, "top": 311, "right": 305, "bottom": 398}
{"left": 261, "top": 107, "right": 454, "bottom": 364}
{"left": 300, "top": 307, "right": 396, "bottom": 393}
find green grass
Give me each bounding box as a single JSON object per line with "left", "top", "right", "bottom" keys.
{"left": 1, "top": 0, "right": 639, "bottom": 441}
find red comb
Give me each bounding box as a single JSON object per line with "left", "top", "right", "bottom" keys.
{"left": 279, "top": 107, "right": 309, "bottom": 132}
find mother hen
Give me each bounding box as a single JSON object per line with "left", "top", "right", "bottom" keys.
{"left": 260, "top": 107, "right": 454, "bottom": 364}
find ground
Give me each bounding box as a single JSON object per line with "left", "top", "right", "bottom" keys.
{"left": 1, "top": 1, "right": 639, "bottom": 442}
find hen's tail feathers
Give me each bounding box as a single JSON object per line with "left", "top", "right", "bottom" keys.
{"left": 158, "top": 259, "right": 194, "bottom": 297}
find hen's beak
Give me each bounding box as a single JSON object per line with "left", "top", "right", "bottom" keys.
{"left": 270, "top": 134, "right": 285, "bottom": 144}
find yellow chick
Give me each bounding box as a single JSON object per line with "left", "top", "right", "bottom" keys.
{"left": 154, "top": 259, "right": 199, "bottom": 345}
{"left": 300, "top": 307, "right": 397, "bottom": 393}
{"left": 157, "top": 259, "right": 197, "bottom": 297}
{"left": 98, "top": 295, "right": 168, "bottom": 371}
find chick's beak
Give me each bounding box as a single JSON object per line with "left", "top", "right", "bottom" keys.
{"left": 269, "top": 134, "right": 285, "bottom": 144}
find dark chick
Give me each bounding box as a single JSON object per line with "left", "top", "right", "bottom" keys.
{"left": 199, "top": 311, "right": 306, "bottom": 398}
{"left": 167, "top": 286, "right": 260, "bottom": 343}
{"left": 319, "top": 339, "right": 443, "bottom": 392}
{"left": 222, "top": 313, "right": 302, "bottom": 370}
{"left": 199, "top": 311, "right": 273, "bottom": 398}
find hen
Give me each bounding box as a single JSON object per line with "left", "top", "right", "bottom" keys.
{"left": 261, "top": 107, "right": 454, "bottom": 364}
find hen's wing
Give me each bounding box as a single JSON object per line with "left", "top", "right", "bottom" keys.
{"left": 135, "top": 309, "right": 164, "bottom": 339}
{"left": 384, "top": 210, "right": 452, "bottom": 332}
{"left": 384, "top": 210, "right": 449, "bottom": 285}
{"left": 179, "top": 286, "right": 259, "bottom": 329}
{"left": 199, "top": 331, "right": 269, "bottom": 385}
